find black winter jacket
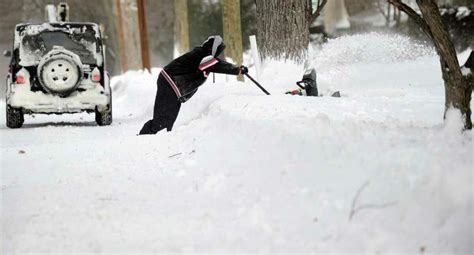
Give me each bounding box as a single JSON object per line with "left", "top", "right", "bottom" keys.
{"left": 161, "top": 45, "right": 240, "bottom": 103}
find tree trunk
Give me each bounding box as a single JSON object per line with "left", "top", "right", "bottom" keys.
{"left": 21, "top": 0, "right": 43, "bottom": 23}
{"left": 255, "top": 0, "right": 309, "bottom": 62}
{"left": 146, "top": 0, "right": 175, "bottom": 67}
{"left": 323, "top": 0, "right": 350, "bottom": 35}
{"left": 223, "top": 0, "right": 244, "bottom": 81}
{"left": 115, "top": 0, "right": 128, "bottom": 72}
{"left": 174, "top": 0, "right": 190, "bottom": 56}
{"left": 137, "top": 0, "right": 151, "bottom": 70}
{"left": 417, "top": 0, "right": 472, "bottom": 129}
{"left": 121, "top": 0, "right": 143, "bottom": 70}
{"left": 69, "top": 0, "right": 123, "bottom": 74}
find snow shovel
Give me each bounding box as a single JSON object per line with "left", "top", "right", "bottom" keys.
{"left": 244, "top": 73, "right": 271, "bottom": 95}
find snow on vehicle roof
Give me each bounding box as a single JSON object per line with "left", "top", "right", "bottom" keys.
{"left": 14, "top": 22, "right": 101, "bottom": 47}
{"left": 16, "top": 22, "right": 100, "bottom": 29}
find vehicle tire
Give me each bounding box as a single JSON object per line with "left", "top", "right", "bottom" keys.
{"left": 95, "top": 98, "right": 112, "bottom": 126}
{"left": 95, "top": 107, "right": 112, "bottom": 126}
{"left": 6, "top": 105, "right": 24, "bottom": 128}
{"left": 37, "top": 48, "right": 83, "bottom": 96}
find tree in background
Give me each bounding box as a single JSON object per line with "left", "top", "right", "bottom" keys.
{"left": 255, "top": 0, "right": 310, "bottom": 62}
{"left": 115, "top": 0, "right": 128, "bottom": 72}
{"left": 21, "top": 0, "right": 44, "bottom": 23}
{"left": 0, "top": 0, "right": 122, "bottom": 75}
{"left": 309, "top": 0, "right": 328, "bottom": 25}
{"left": 174, "top": 0, "right": 190, "bottom": 55}
{"left": 146, "top": 0, "right": 174, "bottom": 67}
{"left": 188, "top": 0, "right": 223, "bottom": 48}
{"left": 375, "top": 0, "right": 402, "bottom": 27}
{"left": 145, "top": 0, "right": 256, "bottom": 67}
{"left": 223, "top": 0, "right": 244, "bottom": 81}
{"left": 240, "top": 0, "right": 257, "bottom": 51}
{"left": 101, "top": 0, "right": 139, "bottom": 73}
{"left": 137, "top": 0, "right": 151, "bottom": 70}
{"left": 323, "top": 0, "right": 350, "bottom": 35}
{"left": 389, "top": 0, "right": 472, "bottom": 129}
{"left": 187, "top": 0, "right": 256, "bottom": 52}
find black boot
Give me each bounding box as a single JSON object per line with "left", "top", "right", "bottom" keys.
{"left": 139, "top": 120, "right": 166, "bottom": 135}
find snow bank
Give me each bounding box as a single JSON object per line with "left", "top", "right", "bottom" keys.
{"left": 111, "top": 68, "right": 159, "bottom": 121}
{"left": 1, "top": 33, "right": 472, "bottom": 253}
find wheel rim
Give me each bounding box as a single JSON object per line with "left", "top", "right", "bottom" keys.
{"left": 41, "top": 59, "right": 79, "bottom": 93}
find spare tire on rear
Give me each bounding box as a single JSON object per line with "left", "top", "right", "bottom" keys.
{"left": 37, "top": 47, "right": 83, "bottom": 96}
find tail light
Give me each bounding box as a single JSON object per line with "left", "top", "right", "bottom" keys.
{"left": 16, "top": 74, "right": 25, "bottom": 83}
{"left": 15, "top": 68, "right": 29, "bottom": 84}
{"left": 91, "top": 67, "right": 101, "bottom": 82}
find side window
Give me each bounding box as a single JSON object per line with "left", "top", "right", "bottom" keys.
{"left": 21, "top": 35, "right": 47, "bottom": 56}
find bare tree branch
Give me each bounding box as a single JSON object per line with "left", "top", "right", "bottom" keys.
{"left": 387, "top": 0, "right": 433, "bottom": 39}
{"left": 349, "top": 181, "right": 369, "bottom": 220}
{"left": 349, "top": 181, "right": 398, "bottom": 221}
{"left": 309, "top": 0, "right": 328, "bottom": 25}
{"left": 168, "top": 152, "right": 182, "bottom": 158}
{"left": 353, "top": 202, "right": 398, "bottom": 214}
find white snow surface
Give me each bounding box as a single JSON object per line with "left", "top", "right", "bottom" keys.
{"left": 1, "top": 33, "right": 473, "bottom": 253}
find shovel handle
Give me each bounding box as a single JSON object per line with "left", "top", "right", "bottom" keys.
{"left": 244, "top": 73, "right": 271, "bottom": 95}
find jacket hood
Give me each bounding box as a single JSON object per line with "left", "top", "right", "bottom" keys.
{"left": 201, "top": 35, "right": 225, "bottom": 57}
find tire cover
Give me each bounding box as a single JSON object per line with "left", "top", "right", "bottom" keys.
{"left": 37, "top": 48, "right": 83, "bottom": 95}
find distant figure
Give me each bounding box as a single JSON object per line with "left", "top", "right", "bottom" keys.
{"left": 139, "top": 35, "right": 248, "bottom": 135}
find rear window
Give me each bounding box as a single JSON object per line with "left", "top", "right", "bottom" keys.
{"left": 17, "top": 24, "right": 103, "bottom": 66}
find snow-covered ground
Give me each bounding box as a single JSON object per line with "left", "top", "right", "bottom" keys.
{"left": 1, "top": 33, "right": 473, "bottom": 253}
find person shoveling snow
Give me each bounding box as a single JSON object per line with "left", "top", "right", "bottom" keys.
{"left": 139, "top": 35, "right": 248, "bottom": 135}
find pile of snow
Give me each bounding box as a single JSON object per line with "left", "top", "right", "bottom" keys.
{"left": 1, "top": 33, "right": 472, "bottom": 253}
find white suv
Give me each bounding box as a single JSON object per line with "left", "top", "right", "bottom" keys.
{"left": 4, "top": 22, "right": 112, "bottom": 128}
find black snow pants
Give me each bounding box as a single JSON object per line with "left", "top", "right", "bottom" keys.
{"left": 139, "top": 74, "right": 181, "bottom": 135}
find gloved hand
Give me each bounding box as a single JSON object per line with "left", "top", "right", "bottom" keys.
{"left": 239, "top": 65, "right": 248, "bottom": 75}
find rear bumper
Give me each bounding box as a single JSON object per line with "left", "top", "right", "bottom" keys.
{"left": 6, "top": 83, "right": 110, "bottom": 114}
